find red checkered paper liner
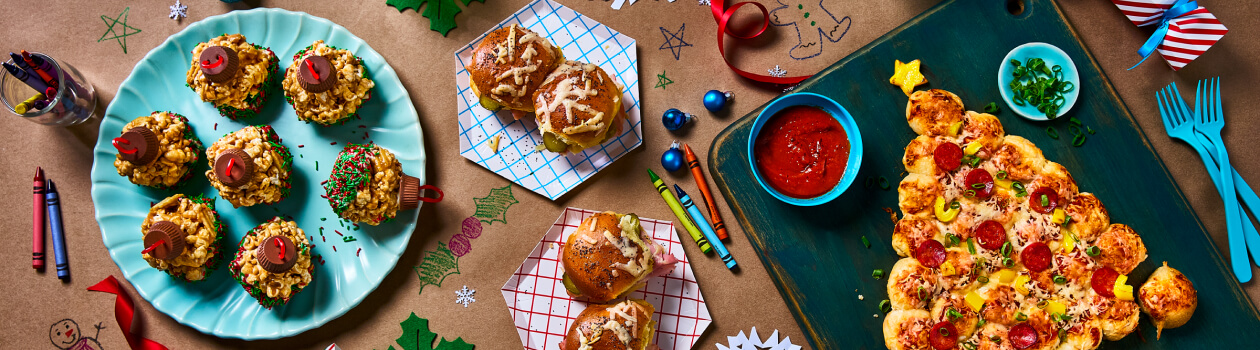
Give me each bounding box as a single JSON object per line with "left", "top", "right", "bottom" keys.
{"left": 501, "top": 207, "right": 712, "bottom": 350}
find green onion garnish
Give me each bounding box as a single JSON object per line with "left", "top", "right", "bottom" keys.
{"left": 1003, "top": 257, "right": 1015, "bottom": 267}
{"left": 1036, "top": 300, "right": 1048, "bottom": 308}
{"left": 1069, "top": 124, "right": 1083, "bottom": 136}
{"left": 1001, "top": 242, "right": 1013, "bottom": 257}
{"left": 985, "top": 102, "right": 999, "bottom": 114}
{"left": 1087, "top": 126, "right": 1095, "bottom": 134}
{"left": 947, "top": 308, "right": 963, "bottom": 320}
{"left": 1015, "top": 311, "right": 1028, "bottom": 322}
{"left": 965, "top": 189, "right": 977, "bottom": 197}
{"left": 1054, "top": 275, "right": 1067, "bottom": 284}
{"left": 879, "top": 176, "right": 890, "bottom": 190}
{"left": 972, "top": 183, "right": 987, "bottom": 189}
{"left": 1008, "top": 57, "right": 1074, "bottom": 119}
{"left": 950, "top": 201, "right": 961, "bottom": 210}
{"left": 1069, "top": 117, "right": 1082, "bottom": 126}
{"left": 967, "top": 238, "right": 976, "bottom": 254}
{"left": 978, "top": 275, "right": 989, "bottom": 283}
{"left": 1046, "top": 126, "right": 1059, "bottom": 139}
{"left": 948, "top": 233, "right": 961, "bottom": 247}
{"left": 1012, "top": 181, "right": 1026, "bottom": 192}
{"left": 862, "top": 235, "right": 871, "bottom": 248}
{"left": 873, "top": 269, "right": 885, "bottom": 279}
{"left": 880, "top": 299, "right": 892, "bottom": 313}
{"left": 939, "top": 326, "right": 951, "bottom": 336}
{"left": 1072, "top": 134, "right": 1086, "bottom": 147}
{"left": 1086, "top": 245, "right": 1102, "bottom": 256}
{"left": 1041, "top": 194, "right": 1050, "bottom": 207}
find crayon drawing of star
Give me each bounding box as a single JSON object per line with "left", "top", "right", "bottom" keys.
{"left": 99, "top": 7, "right": 142, "bottom": 54}
{"left": 654, "top": 70, "right": 674, "bottom": 89}
{"left": 659, "top": 24, "right": 692, "bottom": 61}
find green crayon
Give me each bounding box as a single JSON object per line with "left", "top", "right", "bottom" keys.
{"left": 648, "top": 169, "right": 711, "bottom": 253}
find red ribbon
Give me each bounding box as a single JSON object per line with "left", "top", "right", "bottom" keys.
{"left": 112, "top": 137, "right": 137, "bottom": 154}
{"left": 709, "top": 0, "right": 810, "bottom": 84}
{"left": 200, "top": 56, "right": 223, "bottom": 69}
{"left": 305, "top": 59, "right": 321, "bottom": 80}
{"left": 87, "top": 276, "right": 169, "bottom": 350}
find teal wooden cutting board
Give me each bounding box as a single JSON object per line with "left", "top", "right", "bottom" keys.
{"left": 707, "top": 0, "right": 1260, "bottom": 348}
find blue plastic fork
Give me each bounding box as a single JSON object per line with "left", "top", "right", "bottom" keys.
{"left": 1158, "top": 82, "right": 1249, "bottom": 281}
{"left": 1188, "top": 80, "right": 1260, "bottom": 267}
{"left": 1196, "top": 79, "right": 1246, "bottom": 279}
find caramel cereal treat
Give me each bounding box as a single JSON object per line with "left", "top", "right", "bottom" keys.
{"left": 185, "top": 34, "right": 280, "bottom": 120}
{"left": 229, "top": 217, "right": 314, "bottom": 309}
{"left": 281, "top": 40, "right": 375, "bottom": 126}
{"left": 112, "top": 111, "right": 203, "bottom": 189}
{"left": 204, "top": 125, "right": 293, "bottom": 208}
{"left": 140, "top": 194, "right": 225, "bottom": 282}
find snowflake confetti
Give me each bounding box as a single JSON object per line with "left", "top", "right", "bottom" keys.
{"left": 699, "top": 0, "right": 711, "bottom": 5}
{"left": 717, "top": 327, "right": 802, "bottom": 350}
{"left": 455, "top": 285, "right": 476, "bottom": 307}
{"left": 168, "top": 0, "right": 187, "bottom": 21}
{"left": 768, "top": 65, "right": 787, "bottom": 78}
{"left": 783, "top": 85, "right": 797, "bottom": 93}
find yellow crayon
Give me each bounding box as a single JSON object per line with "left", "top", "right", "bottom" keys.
{"left": 648, "top": 168, "right": 711, "bottom": 253}
{"left": 13, "top": 92, "right": 44, "bottom": 114}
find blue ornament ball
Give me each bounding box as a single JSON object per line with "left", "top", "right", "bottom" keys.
{"left": 662, "top": 108, "right": 692, "bottom": 131}
{"left": 661, "top": 143, "right": 685, "bottom": 172}
{"left": 703, "top": 90, "right": 731, "bottom": 112}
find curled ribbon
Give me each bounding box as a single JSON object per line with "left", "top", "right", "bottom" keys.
{"left": 87, "top": 276, "right": 170, "bottom": 350}
{"left": 200, "top": 55, "right": 223, "bottom": 69}
{"left": 112, "top": 137, "right": 137, "bottom": 154}
{"left": 708, "top": 0, "right": 810, "bottom": 85}
{"left": 1128, "top": 0, "right": 1199, "bottom": 70}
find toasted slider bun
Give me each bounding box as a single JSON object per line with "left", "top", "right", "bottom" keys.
{"left": 561, "top": 212, "right": 654, "bottom": 302}
{"left": 465, "top": 24, "right": 563, "bottom": 112}
{"left": 562, "top": 299, "right": 656, "bottom": 350}
{"left": 534, "top": 60, "right": 622, "bottom": 154}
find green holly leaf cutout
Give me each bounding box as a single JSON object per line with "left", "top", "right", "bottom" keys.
{"left": 382, "top": 313, "right": 476, "bottom": 350}
{"left": 386, "top": 0, "right": 486, "bottom": 36}
{"left": 472, "top": 185, "right": 518, "bottom": 225}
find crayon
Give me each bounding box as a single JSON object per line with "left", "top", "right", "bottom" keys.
{"left": 32, "top": 99, "right": 49, "bottom": 111}
{"left": 3, "top": 62, "right": 51, "bottom": 94}
{"left": 8, "top": 53, "right": 39, "bottom": 77}
{"left": 19, "top": 51, "right": 56, "bottom": 89}
{"left": 14, "top": 93, "right": 45, "bottom": 114}
{"left": 648, "top": 168, "right": 711, "bottom": 253}
{"left": 46, "top": 179, "right": 69, "bottom": 280}
{"left": 32, "top": 167, "right": 46, "bottom": 270}
{"left": 682, "top": 144, "right": 728, "bottom": 240}
{"left": 675, "top": 185, "right": 737, "bottom": 270}
{"left": 28, "top": 53, "right": 87, "bottom": 98}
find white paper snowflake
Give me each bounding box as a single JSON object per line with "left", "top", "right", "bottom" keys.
{"left": 783, "top": 85, "right": 797, "bottom": 93}
{"left": 768, "top": 65, "right": 787, "bottom": 78}
{"left": 168, "top": 0, "right": 187, "bottom": 21}
{"left": 717, "top": 327, "right": 802, "bottom": 350}
{"left": 699, "top": 0, "right": 711, "bottom": 5}
{"left": 455, "top": 285, "right": 476, "bottom": 307}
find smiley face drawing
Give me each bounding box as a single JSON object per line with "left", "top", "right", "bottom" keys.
{"left": 49, "top": 319, "right": 104, "bottom": 350}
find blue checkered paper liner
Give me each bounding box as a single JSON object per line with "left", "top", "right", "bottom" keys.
{"left": 455, "top": 0, "right": 642, "bottom": 200}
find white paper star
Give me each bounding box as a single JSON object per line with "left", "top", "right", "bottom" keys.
{"left": 768, "top": 65, "right": 787, "bottom": 78}
{"left": 717, "top": 327, "right": 802, "bottom": 350}
{"left": 455, "top": 285, "right": 476, "bottom": 307}
{"left": 168, "top": 0, "right": 187, "bottom": 21}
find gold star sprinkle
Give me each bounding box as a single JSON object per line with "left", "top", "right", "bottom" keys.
{"left": 890, "top": 59, "right": 927, "bottom": 96}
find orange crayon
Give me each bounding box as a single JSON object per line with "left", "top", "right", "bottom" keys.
{"left": 682, "top": 144, "right": 728, "bottom": 240}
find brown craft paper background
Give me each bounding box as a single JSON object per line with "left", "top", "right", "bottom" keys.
{"left": 1, "top": 0, "right": 1257, "bottom": 348}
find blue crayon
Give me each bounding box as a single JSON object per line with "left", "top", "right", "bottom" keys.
{"left": 8, "top": 53, "right": 39, "bottom": 77}
{"left": 3, "top": 62, "right": 51, "bottom": 93}
{"left": 674, "top": 184, "right": 737, "bottom": 270}
{"left": 45, "top": 179, "right": 70, "bottom": 280}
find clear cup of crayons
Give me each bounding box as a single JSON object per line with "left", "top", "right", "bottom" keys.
{"left": 2, "top": 52, "right": 96, "bottom": 126}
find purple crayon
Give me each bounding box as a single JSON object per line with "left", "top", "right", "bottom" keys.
{"left": 8, "top": 53, "right": 39, "bottom": 76}
{"left": 3, "top": 63, "right": 51, "bottom": 93}
{"left": 19, "top": 51, "right": 56, "bottom": 89}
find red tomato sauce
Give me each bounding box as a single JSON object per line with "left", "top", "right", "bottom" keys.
{"left": 754, "top": 105, "right": 851, "bottom": 199}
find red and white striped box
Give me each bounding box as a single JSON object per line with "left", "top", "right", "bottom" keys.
{"left": 501, "top": 207, "right": 712, "bottom": 350}
{"left": 1110, "top": 0, "right": 1228, "bottom": 70}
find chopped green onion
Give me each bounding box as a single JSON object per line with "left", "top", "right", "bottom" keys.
{"left": 1087, "top": 126, "right": 1095, "bottom": 135}
{"left": 1046, "top": 126, "right": 1059, "bottom": 139}
{"left": 1036, "top": 300, "right": 1048, "bottom": 308}
{"left": 1086, "top": 246, "right": 1102, "bottom": 256}
{"left": 978, "top": 275, "right": 990, "bottom": 283}
{"left": 985, "top": 102, "right": 999, "bottom": 114}
{"left": 948, "top": 233, "right": 961, "bottom": 247}
{"left": 880, "top": 299, "right": 892, "bottom": 313}
{"left": 1015, "top": 312, "right": 1028, "bottom": 322}
{"left": 1068, "top": 124, "right": 1083, "bottom": 136}
{"left": 997, "top": 170, "right": 1008, "bottom": 180}
{"left": 939, "top": 326, "right": 951, "bottom": 336}
{"left": 991, "top": 335, "right": 1002, "bottom": 343}
{"left": 1069, "top": 117, "right": 1082, "bottom": 126}
{"left": 1003, "top": 257, "right": 1015, "bottom": 267}
{"left": 977, "top": 317, "right": 987, "bottom": 328}
{"left": 1012, "top": 182, "right": 1026, "bottom": 192}
{"left": 1010, "top": 59, "right": 1022, "bottom": 67}
{"left": 1059, "top": 329, "right": 1068, "bottom": 342}
{"left": 1058, "top": 313, "right": 1072, "bottom": 322}
{"left": 947, "top": 308, "right": 964, "bottom": 320}
{"left": 965, "top": 189, "right": 977, "bottom": 197}
{"left": 879, "top": 176, "right": 890, "bottom": 190}
{"left": 1063, "top": 215, "right": 1073, "bottom": 226}
{"left": 1041, "top": 194, "right": 1050, "bottom": 207}
{"left": 862, "top": 236, "right": 871, "bottom": 249}
{"left": 873, "top": 269, "right": 885, "bottom": 280}
{"left": 972, "top": 183, "right": 987, "bottom": 189}
{"left": 1072, "top": 134, "right": 1086, "bottom": 147}
{"left": 1001, "top": 242, "right": 1013, "bottom": 257}
{"left": 967, "top": 238, "right": 976, "bottom": 254}
{"left": 963, "top": 343, "right": 978, "bottom": 350}
{"left": 950, "top": 201, "right": 961, "bottom": 210}
{"left": 919, "top": 286, "right": 929, "bottom": 300}
{"left": 1054, "top": 275, "right": 1067, "bottom": 284}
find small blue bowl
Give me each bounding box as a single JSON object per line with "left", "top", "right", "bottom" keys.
{"left": 747, "top": 93, "right": 863, "bottom": 206}
{"left": 998, "top": 42, "right": 1080, "bottom": 121}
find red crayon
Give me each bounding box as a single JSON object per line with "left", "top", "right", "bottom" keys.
{"left": 20, "top": 51, "right": 57, "bottom": 90}
{"left": 32, "top": 167, "right": 46, "bottom": 269}
{"left": 682, "top": 144, "right": 729, "bottom": 240}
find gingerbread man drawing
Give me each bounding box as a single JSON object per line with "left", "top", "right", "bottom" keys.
{"left": 770, "top": 0, "right": 851, "bottom": 60}
{"left": 49, "top": 319, "right": 105, "bottom": 350}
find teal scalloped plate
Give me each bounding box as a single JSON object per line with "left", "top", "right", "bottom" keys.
{"left": 89, "top": 8, "right": 425, "bottom": 340}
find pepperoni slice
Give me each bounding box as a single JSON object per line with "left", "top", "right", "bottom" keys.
{"left": 934, "top": 143, "right": 964, "bottom": 171}
{"left": 1009, "top": 323, "right": 1039, "bottom": 349}
{"left": 965, "top": 168, "right": 995, "bottom": 198}
{"left": 974, "top": 220, "right": 1006, "bottom": 250}
{"left": 1028, "top": 187, "right": 1059, "bottom": 214}
{"left": 928, "top": 321, "right": 959, "bottom": 350}
{"left": 1021, "top": 242, "right": 1052, "bottom": 272}
{"left": 915, "top": 239, "right": 947, "bottom": 268}
{"left": 1090, "top": 267, "right": 1120, "bottom": 298}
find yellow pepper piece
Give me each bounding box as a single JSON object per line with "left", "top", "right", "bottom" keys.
{"left": 993, "top": 269, "right": 1017, "bottom": 284}
{"left": 964, "top": 142, "right": 983, "bottom": 156}
{"left": 965, "top": 291, "right": 986, "bottom": 312}
{"left": 1116, "top": 285, "right": 1135, "bottom": 301}
{"left": 995, "top": 177, "right": 1013, "bottom": 189}
{"left": 890, "top": 59, "right": 927, "bottom": 96}
{"left": 934, "top": 197, "right": 960, "bottom": 222}
{"left": 1045, "top": 300, "right": 1067, "bottom": 315}
{"left": 489, "top": 133, "right": 502, "bottom": 154}
{"left": 941, "top": 261, "right": 956, "bottom": 276}
{"left": 1062, "top": 231, "right": 1077, "bottom": 253}
{"left": 948, "top": 121, "right": 964, "bottom": 137}
{"left": 1051, "top": 209, "right": 1066, "bottom": 224}
{"left": 1013, "top": 275, "right": 1031, "bottom": 295}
